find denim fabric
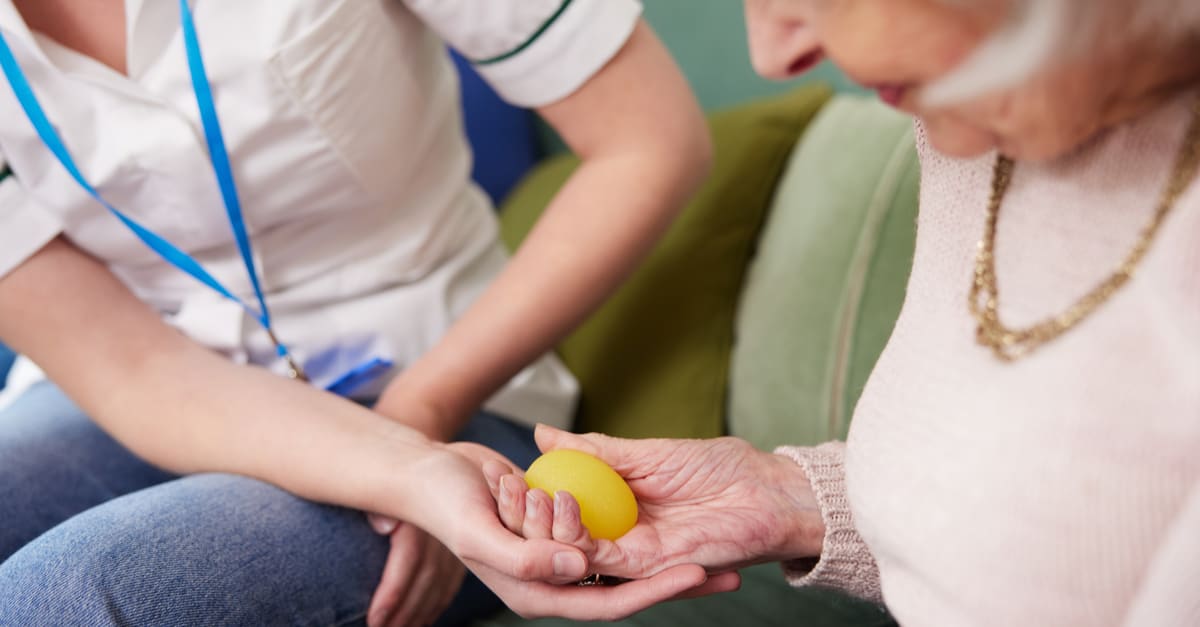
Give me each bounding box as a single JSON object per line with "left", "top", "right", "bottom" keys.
{"left": 0, "top": 381, "right": 539, "bottom": 626}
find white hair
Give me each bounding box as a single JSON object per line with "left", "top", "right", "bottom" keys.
{"left": 923, "top": 0, "right": 1200, "bottom": 105}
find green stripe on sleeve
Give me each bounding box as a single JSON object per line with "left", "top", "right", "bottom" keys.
{"left": 473, "top": 0, "right": 574, "bottom": 66}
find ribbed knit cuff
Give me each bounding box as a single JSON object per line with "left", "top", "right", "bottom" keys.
{"left": 773, "top": 441, "right": 883, "bottom": 603}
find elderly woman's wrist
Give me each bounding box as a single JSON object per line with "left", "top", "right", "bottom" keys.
{"left": 766, "top": 451, "right": 826, "bottom": 560}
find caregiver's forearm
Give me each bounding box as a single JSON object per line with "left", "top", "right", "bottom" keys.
{"left": 0, "top": 237, "right": 433, "bottom": 521}
{"left": 377, "top": 21, "right": 710, "bottom": 439}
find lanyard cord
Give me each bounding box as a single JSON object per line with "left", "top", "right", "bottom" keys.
{"left": 177, "top": 0, "right": 277, "bottom": 353}
{"left": 0, "top": 3, "right": 307, "bottom": 380}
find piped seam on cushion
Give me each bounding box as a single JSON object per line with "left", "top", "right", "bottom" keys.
{"left": 826, "top": 127, "right": 917, "bottom": 437}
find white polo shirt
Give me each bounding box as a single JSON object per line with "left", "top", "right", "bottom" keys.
{"left": 0, "top": 0, "right": 643, "bottom": 427}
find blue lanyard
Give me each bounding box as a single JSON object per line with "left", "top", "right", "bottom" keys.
{"left": 0, "top": 1, "right": 310, "bottom": 380}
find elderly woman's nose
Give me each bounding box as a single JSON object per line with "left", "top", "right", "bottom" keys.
{"left": 745, "top": 1, "right": 823, "bottom": 80}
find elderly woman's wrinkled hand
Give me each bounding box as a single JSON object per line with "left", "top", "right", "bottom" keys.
{"left": 491, "top": 425, "right": 827, "bottom": 581}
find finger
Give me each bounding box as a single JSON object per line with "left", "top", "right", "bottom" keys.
{"left": 367, "top": 524, "right": 423, "bottom": 627}
{"left": 533, "top": 425, "right": 649, "bottom": 476}
{"left": 450, "top": 442, "right": 522, "bottom": 475}
{"left": 367, "top": 513, "right": 400, "bottom": 536}
{"left": 551, "top": 491, "right": 595, "bottom": 554}
{"left": 390, "top": 539, "right": 443, "bottom": 627}
{"left": 566, "top": 564, "right": 710, "bottom": 621}
{"left": 669, "top": 570, "right": 742, "bottom": 600}
{"left": 483, "top": 459, "right": 519, "bottom": 498}
{"left": 424, "top": 560, "right": 465, "bottom": 627}
{"left": 414, "top": 551, "right": 465, "bottom": 627}
{"left": 534, "top": 424, "right": 598, "bottom": 455}
{"left": 458, "top": 530, "right": 589, "bottom": 585}
{"left": 522, "top": 488, "right": 554, "bottom": 541}
{"left": 497, "top": 474, "right": 527, "bottom": 534}
{"left": 480, "top": 563, "right": 711, "bottom": 622}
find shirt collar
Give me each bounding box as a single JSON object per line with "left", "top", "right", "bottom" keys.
{"left": 126, "top": 0, "right": 181, "bottom": 79}
{"left": 0, "top": 2, "right": 49, "bottom": 65}
{"left": 0, "top": 0, "right": 186, "bottom": 82}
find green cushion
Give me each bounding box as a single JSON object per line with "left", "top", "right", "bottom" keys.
{"left": 500, "top": 85, "right": 832, "bottom": 439}
{"left": 475, "top": 564, "right": 895, "bottom": 627}
{"left": 728, "top": 96, "right": 919, "bottom": 450}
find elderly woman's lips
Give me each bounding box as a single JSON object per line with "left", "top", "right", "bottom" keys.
{"left": 787, "top": 50, "right": 824, "bottom": 76}
{"left": 873, "top": 85, "right": 908, "bottom": 108}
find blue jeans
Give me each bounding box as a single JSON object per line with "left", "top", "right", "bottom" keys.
{"left": 0, "top": 381, "right": 541, "bottom": 626}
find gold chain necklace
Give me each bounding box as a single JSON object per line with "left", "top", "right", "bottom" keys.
{"left": 969, "top": 99, "right": 1200, "bottom": 361}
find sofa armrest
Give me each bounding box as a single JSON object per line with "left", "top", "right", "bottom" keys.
{"left": 729, "top": 96, "right": 919, "bottom": 450}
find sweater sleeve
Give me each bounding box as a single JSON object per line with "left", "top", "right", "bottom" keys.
{"left": 773, "top": 441, "right": 883, "bottom": 603}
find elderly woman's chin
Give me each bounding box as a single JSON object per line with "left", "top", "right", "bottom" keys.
{"left": 921, "top": 121, "right": 1075, "bottom": 160}
{"left": 918, "top": 115, "right": 1095, "bottom": 162}
{"left": 916, "top": 115, "right": 1001, "bottom": 159}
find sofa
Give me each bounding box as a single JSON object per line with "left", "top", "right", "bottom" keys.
{"left": 473, "top": 86, "right": 919, "bottom": 626}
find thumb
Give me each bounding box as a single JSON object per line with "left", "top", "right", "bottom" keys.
{"left": 534, "top": 424, "right": 650, "bottom": 476}
{"left": 533, "top": 424, "right": 594, "bottom": 455}
{"left": 366, "top": 513, "right": 400, "bottom": 535}
{"left": 460, "top": 523, "right": 590, "bottom": 585}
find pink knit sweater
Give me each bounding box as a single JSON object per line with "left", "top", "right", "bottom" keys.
{"left": 777, "top": 91, "right": 1200, "bottom": 626}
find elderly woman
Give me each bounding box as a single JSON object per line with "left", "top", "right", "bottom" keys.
{"left": 495, "top": 0, "right": 1200, "bottom": 624}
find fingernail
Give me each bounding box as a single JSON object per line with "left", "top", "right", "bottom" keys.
{"left": 553, "top": 552, "right": 585, "bottom": 577}
{"left": 368, "top": 516, "right": 398, "bottom": 535}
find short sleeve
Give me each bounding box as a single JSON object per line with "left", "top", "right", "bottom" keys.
{"left": 0, "top": 163, "right": 63, "bottom": 279}
{"left": 403, "top": 0, "right": 642, "bottom": 107}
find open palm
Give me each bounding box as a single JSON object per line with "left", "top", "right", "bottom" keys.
{"left": 402, "top": 441, "right": 740, "bottom": 621}
{"left": 497, "top": 426, "right": 823, "bottom": 580}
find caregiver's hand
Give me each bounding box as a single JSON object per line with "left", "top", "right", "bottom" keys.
{"left": 406, "top": 442, "right": 738, "bottom": 621}
{"left": 0, "top": 241, "right": 730, "bottom": 622}
{"left": 497, "top": 426, "right": 828, "bottom": 580}
{"left": 365, "top": 514, "right": 464, "bottom": 627}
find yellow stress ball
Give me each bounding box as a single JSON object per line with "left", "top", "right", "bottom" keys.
{"left": 524, "top": 449, "right": 638, "bottom": 541}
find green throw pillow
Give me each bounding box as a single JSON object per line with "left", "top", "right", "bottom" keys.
{"left": 500, "top": 85, "right": 832, "bottom": 439}
{"left": 728, "top": 96, "right": 920, "bottom": 450}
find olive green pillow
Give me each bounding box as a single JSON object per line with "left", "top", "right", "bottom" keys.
{"left": 499, "top": 85, "right": 832, "bottom": 439}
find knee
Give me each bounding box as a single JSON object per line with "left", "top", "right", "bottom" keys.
{"left": 0, "top": 525, "right": 127, "bottom": 624}
{"left": 0, "top": 474, "right": 386, "bottom": 624}
{"left": 0, "top": 497, "right": 250, "bottom": 625}
{"left": 0, "top": 480, "right": 228, "bottom": 623}
{"left": 0, "top": 444, "right": 82, "bottom": 561}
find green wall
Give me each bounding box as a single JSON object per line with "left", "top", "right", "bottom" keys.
{"left": 538, "top": 2, "right": 864, "bottom": 153}
{"left": 642, "top": 0, "right": 864, "bottom": 111}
